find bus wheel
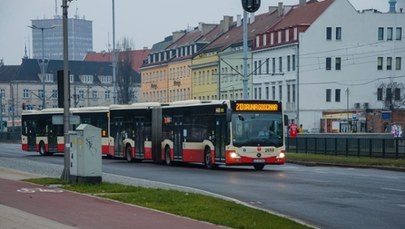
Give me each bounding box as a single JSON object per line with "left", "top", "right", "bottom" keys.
{"left": 126, "top": 145, "right": 134, "bottom": 162}
{"left": 253, "top": 164, "right": 265, "bottom": 171}
{"left": 39, "top": 142, "right": 46, "bottom": 156}
{"left": 204, "top": 147, "right": 215, "bottom": 169}
{"left": 165, "top": 147, "right": 172, "bottom": 166}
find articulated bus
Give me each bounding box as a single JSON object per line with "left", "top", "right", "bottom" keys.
{"left": 21, "top": 107, "right": 110, "bottom": 155}
{"left": 21, "top": 100, "right": 286, "bottom": 170}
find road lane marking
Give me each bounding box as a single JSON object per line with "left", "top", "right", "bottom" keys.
{"left": 17, "top": 187, "right": 63, "bottom": 193}
{"left": 381, "top": 187, "right": 405, "bottom": 192}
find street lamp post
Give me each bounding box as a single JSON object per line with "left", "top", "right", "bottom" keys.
{"left": 28, "top": 25, "right": 56, "bottom": 109}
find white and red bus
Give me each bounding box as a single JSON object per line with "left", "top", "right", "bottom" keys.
{"left": 21, "top": 107, "right": 110, "bottom": 155}
{"left": 159, "top": 100, "right": 287, "bottom": 170}
{"left": 108, "top": 102, "right": 161, "bottom": 161}
{"left": 21, "top": 100, "right": 287, "bottom": 170}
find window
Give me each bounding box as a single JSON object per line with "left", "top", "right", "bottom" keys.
{"left": 23, "top": 89, "right": 29, "bottom": 98}
{"left": 266, "top": 59, "right": 269, "bottom": 74}
{"left": 105, "top": 91, "right": 110, "bottom": 99}
{"left": 79, "top": 90, "right": 84, "bottom": 99}
{"left": 377, "top": 88, "right": 383, "bottom": 101}
{"left": 272, "top": 58, "right": 276, "bottom": 74}
{"left": 395, "top": 88, "right": 401, "bottom": 101}
{"left": 292, "top": 55, "right": 296, "bottom": 71}
{"left": 336, "top": 27, "right": 342, "bottom": 40}
{"left": 52, "top": 90, "right": 57, "bottom": 98}
{"left": 279, "top": 85, "right": 282, "bottom": 100}
{"left": 326, "top": 27, "right": 332, "bottom": 40}
{"left": 386, "top": 88, "right": 392, "bottom": 101}
{"left": 254, "top": 61, "right": 257, "bottom": 75}
{"left": 387, "top": 57, "right": 392, "bottom": 70}
{"left": 326, "top": 89, "right": 331, "bottom": 102}
{"left": 387, "top": 27, "right": 393, "bottom": 41}
{"left": 38, "top": 89, "right": 44, "bottom": 98}
{"left": 279, "top": 57, "right": 282, "bottom": 72}
{"left": 396, "top": 27, "right": 402, "bottom": 40}
{"left": 396, "top": 57, "right": 402, "bottom": 70}
{"left": 377, "top": 57, "right": 383, "bottom": 70}
{"left": 258, "top": 60, "right": 262, "bottom": 75}
{"left": 326, "top": 57, "right": 332, "bottom": 70}
{"left": 287, "top": 84, "right": 291, "bottom": 102}
{"left": 265, "top": 86, "right": 269, "bottom": 99}
{"left": 335, "top": 57, "right": 341, "bottom": 70}
{"left": 292, "top": 84, "right": 296, "bottom": 103}
{"left": 92, "top": 90, "right": 97, "bottom": 99}
{"left": 258, "top": 87, "right": 262, "bottom": 99}
{"left": 272, "top": 86, "right": 276, "bottom": 100}
{"left": 335, "top": 89, "right": 341, "bottom": 102}
{"left": 287, "top": 56, "right": 291, "bottom": 71}
{"left": 378, "top": 27, "right": 384, "bottom": 40}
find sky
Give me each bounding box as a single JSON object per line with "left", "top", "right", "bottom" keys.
{"left": 0, "top": 0, "right": 392, "bottom": 65}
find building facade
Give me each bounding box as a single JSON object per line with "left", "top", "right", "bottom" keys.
{"left": 253, "top": 0, "right": 405, "bottom": 133}
{"left": 31, "top": 15, "right": 93, "bottom": 61}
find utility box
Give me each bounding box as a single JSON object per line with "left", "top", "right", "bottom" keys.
{"left": 70, "top": 124, "right": 102, "bottom": 184}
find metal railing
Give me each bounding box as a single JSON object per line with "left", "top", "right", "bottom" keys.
{"left": 286, "top": 134, "right": 405, "bottom": 159}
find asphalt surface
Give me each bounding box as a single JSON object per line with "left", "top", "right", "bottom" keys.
{"left": 0, "top": 167, "right": 225, "bottom": 229}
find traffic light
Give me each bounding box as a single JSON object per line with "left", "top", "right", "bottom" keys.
{"left": 241, "top": 0, "right": 261, "bottom": 13}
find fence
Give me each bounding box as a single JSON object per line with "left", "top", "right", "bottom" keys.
{"left": 286, "top": 134, "right": 405, "bottom": 159}
{"left": 0, "top": 127, "right": 21, "bottom": 143}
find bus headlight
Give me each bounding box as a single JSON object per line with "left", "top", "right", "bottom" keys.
{"left": 277, "top": 152, "right": 285, "bottom": 159}
{"left": 230, "top": 152, "right": 240, "bottom": 159}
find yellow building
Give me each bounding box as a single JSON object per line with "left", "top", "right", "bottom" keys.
{"left": 191, "top": 52, "right": 219, "bottom": 100}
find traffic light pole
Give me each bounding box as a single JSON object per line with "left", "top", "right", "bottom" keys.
{"left": 61, "top": 0, "right": 71, "bottom": 182}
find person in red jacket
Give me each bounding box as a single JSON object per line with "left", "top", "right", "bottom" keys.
{"left": 289, "top": 121, "right": 298, "bottom": 138}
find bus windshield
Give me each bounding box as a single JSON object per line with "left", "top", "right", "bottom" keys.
{"left": 231, "top": 112, "right": 283, "bottom": 147}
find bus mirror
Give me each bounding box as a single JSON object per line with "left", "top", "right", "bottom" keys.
{"left": 284, "top": 115, "right": 289, "bottom": 126}
{"left": 226, "top": 108, "right": 232, "bottom": 122}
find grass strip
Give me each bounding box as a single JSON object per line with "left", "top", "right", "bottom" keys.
{"left": 287, "top": 152, "right": 405, "bottom": 168}
{"left": 26, "top": 178, "right": 311, "bottom": 229}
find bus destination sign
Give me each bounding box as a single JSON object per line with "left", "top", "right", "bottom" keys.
{"left": 232, "top": 101, "right": 281, "bottom": 112}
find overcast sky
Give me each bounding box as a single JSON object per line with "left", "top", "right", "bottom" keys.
{"left": 0, "top": 0, "right": 391, "bottom": 65}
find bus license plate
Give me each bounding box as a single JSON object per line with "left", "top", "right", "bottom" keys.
{"left": 254, "top": 159, "right": 264, "bottom": 163}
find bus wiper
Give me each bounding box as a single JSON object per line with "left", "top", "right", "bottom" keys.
{"left": 238, "top": 115, "right": 245, "bottom": 121}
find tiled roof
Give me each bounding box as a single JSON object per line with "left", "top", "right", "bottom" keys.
{"left": 0, "top": 65, "right": 20, "bottom": 83}
{"left": 84, "top": 49, "right": 150, "bottom": 72}
{"left": 270, "top": 0, "right": 334, "bottom": 31}
{"left": 201, "top": 9, "right": 284, "bottom": 53}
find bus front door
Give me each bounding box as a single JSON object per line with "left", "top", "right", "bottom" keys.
{"left": 173, "top": 116, "right": 183, "bottom": 160}
{"left": 134, "top": 117, "right": 145, "bottom": 158}
{"left": 113, "top": 117, "right": 124, "bottom": 157}
{"left": 215, "top": 115, "right": 227, "bottom": 161}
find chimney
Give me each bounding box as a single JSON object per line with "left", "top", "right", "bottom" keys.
{"left": 199, "top": 23, "right": 216, "bottom": 35}
{"left": 172, "top": 31, "right": 185, "bottom": 42}
{"left": 269, "top": 6, "right": 278, "bottom": 14}
{"left": 221, "top": 16, "right": 233, "bottom": 32}
{"left": 237, "top": 14, "right": 242, "bottom": 27}
{"left": 249, "top": 13, "right": 255, "bottom": 24}
{"left": 300, "top": 0, "right": 306, "bottom": 6}
{"left": 278, "top": 2, "right": 284, "bottom": 17}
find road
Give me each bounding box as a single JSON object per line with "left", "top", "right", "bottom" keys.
{"left": 1, "top": 143, "right": 405, "bottom": 229}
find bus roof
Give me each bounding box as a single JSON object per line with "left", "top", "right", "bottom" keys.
{"left": 167, "top": 100, "right": 226, "bottom": 107}
{"left": 110, "top": 102, "right": 160, "bottom": 110}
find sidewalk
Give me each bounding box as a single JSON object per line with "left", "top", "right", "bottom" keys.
{"left": 0, "top": 167, "right": 224, "bottom": 229}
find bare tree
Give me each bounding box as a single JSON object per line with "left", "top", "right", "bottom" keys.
{"left": 377, "top": 81, "right": 405, "bottom": 110}
{"left": 116, "top": 37, "right": 135, "bottom": 104}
